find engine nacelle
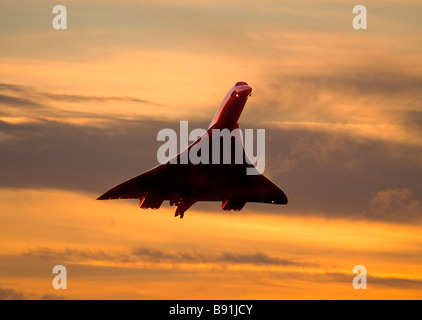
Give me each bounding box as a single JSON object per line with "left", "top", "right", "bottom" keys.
{"left": 139, "top": 193, "right": 163, "bottom": 209}
{"left": 222, "top": 199, "right": 246, "bottom": 211}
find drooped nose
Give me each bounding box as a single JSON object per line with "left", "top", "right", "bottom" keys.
{"left": 235, "top": 81, "right": 252, "bottom": 96}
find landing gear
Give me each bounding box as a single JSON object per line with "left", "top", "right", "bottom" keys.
{"left": 174, "top": 206, "right": 186, "bottom": 219}
{"left": 174, "top": 200, "right": 194, "bottom": 219}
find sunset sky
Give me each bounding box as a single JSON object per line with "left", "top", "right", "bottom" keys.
{"left": 1, "top": 0, "right": 422, "bottom": 299}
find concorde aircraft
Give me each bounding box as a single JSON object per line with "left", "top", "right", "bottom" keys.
{"left": 97, "top": 82, "right": 287, "bottom": 218}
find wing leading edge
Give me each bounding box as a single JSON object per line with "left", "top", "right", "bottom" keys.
{"left": 97, "top": 162, "right": 287, "bottom": 218}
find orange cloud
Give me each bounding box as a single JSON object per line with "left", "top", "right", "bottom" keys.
{"left": 0, "top": 188, "right": 421, "bottom": 299}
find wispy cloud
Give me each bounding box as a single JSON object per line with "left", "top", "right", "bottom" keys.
{"left": 0, "top": 82, "right": 157, "bottom": 129}
{"left": 0, "top": 287, "right": 27, "bottom": 300}
{"left": 19, "top": 247, "right": 316, "bottom": 269}
{"left": 0, "top": 82, "right": 152, "bottom": 109}
{"left": 132, "top": 247, "right": 314, "bottom": 267}
{"left": 303, "top": 272, "right": 422, "bottom": 290}
{"left": 41, "top": 93, "right": 150, "bottom": 104}
{"left": 3, "top": 247, "right": 422, "bottom": 299}
{"left": 0, "top": 94, "right": 42, "bottom": 108}
{"left": 0, "top": 286, "right": 65, "bottom": 300}
{"left": 366, "top": 188, "right": 422, "bottom": 222}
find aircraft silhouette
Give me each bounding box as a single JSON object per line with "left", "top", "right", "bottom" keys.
{"left": 97, "top": 82, "right": 287, "bottom": 218}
